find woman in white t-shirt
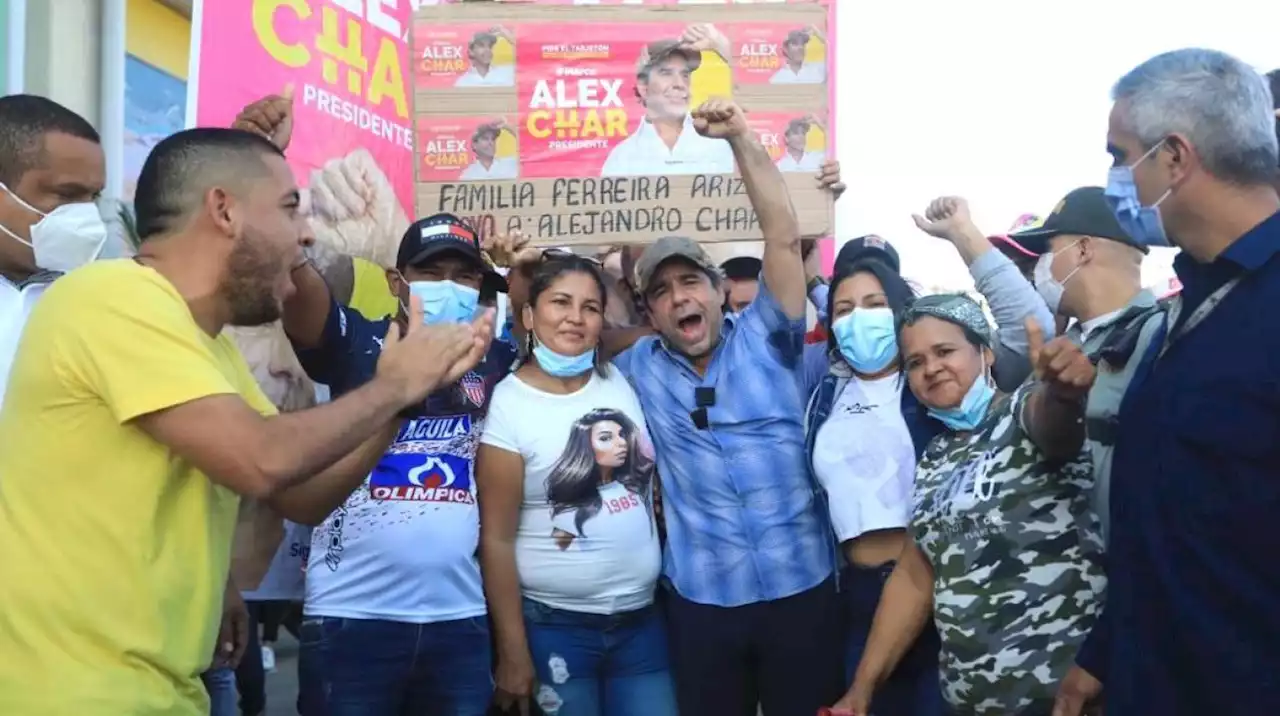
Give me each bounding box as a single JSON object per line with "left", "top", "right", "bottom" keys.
{"left": 477, "top": 254, "right": 677, "bottom": 716}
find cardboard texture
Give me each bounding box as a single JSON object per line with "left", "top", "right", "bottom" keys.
{"left": 413, "top": 1, "right": 833, "bottom": 245}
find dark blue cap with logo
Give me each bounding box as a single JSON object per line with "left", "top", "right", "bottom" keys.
{"left": 396, "top": 213, "right": 507, "bottom": 293}
{"left": 835, "top": 234, "right": 901, "bottom": 274}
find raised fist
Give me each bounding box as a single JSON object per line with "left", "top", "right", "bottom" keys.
{"left": 307, "top": 148, "right": 409, "bottom": 268}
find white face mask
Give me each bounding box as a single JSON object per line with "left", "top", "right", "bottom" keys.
{"left": 1032, "top": 240, "right": 1081, "bottom": 315}
{"left": 0, "top": 183, "right": 108, "bottom": 273}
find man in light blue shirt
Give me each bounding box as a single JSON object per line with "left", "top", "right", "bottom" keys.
{"left": 613, "top": 99, "right": 841, "bottom": 716}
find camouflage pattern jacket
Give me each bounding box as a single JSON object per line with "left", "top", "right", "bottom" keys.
{"left": 912, "top": 383, "right": 1106, "bottom": 714}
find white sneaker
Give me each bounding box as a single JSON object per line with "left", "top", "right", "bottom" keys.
{"left": 261, "top": 645, "right": 276, "bottom": 673}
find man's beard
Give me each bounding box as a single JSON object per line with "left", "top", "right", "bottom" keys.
{"left": 224, "top": 231, "right": 285, "bottom": 327}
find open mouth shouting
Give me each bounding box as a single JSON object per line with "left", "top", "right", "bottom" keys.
{"left": 676, "top": 312, "right": 706, "bottom": 342}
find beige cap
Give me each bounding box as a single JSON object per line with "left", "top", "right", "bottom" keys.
{"left": 633, "top": 236, "right": 719, "bottom": 295}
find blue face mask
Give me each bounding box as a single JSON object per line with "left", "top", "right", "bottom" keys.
{"left": 407, "top": 280, "right": 479, "bottom": 325}
{"left": 927, "top": 368, "right": 995, "bottom": 432}
{"left": 531, "top": 333, "right": 596, "bottom": 378}
{"left": 831, "top": 307, "right": 898, "bottom": 374}
{"left": 1104, "top": 142, "right": 1173, "bottom": 247}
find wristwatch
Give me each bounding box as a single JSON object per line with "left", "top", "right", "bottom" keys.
{"left": 807, "top": 276, "right": 828, "bottom": 294}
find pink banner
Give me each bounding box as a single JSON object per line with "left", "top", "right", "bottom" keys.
{"left": 190, "top": 0, "right": 415, "bottom": 223}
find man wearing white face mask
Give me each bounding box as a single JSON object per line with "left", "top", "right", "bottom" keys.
{"left": 1005, "top": 186, "right": 1164, "bottom": 543}
{"left": 0, "top": 95, "right": 107, "bottom": 406}
{"left": 280, "top": 212, "right": 526, "bottom": 715}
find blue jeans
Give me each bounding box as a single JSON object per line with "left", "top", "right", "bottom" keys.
{"left": 202, "top": 666, "right": 239, "bottom": 716}
{"left": 297, "top": 615, "right": 493, "bottom": 716}
{"left": 522, "top": 599, "right": 678, "bottom": 716}
{"left": 842, "top": 563, "right": 945, "bottom": 716}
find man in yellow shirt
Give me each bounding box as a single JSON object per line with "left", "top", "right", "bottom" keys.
{"left": 0, "top": 127, "right": 493, "bottom": 716}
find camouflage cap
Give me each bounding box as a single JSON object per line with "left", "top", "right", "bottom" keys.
{"left": 638, "top": 40, "right": 703, "bottom": 77}
{"left": 899, "top": 293, "right": 993, "bottom": 347}
{"left": 634, "top": 236, "right": 719, "bottom": 295}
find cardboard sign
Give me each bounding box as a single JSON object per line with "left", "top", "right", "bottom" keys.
{"left": 413, "top": 1, "right": 833, "bottom": 245}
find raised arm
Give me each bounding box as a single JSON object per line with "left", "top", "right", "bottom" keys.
{"left": 912, "top": 196, "right": 1054, "bottom": 391}
{"left": 693, "top": 100, "right": 806, "bottom": 318}
{"left": 1020, "top": 318, "right": 1093, "bottom": 462}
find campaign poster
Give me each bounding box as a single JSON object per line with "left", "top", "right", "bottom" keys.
{"left": 516, "top": 21, "right": 741, "bottom": 179}
{"left": 416, "top": 115, "right": 520, "bottom": 181}
{"left": 729, "top": 22, "right": 828, "bottom": 86}
{"left": 748, "top": 112, "right": 829, "bottom": 174}
{"left": 413, "top": 23, "right": 517, "bottom": 89}
{"left": 189, "top": 0, "right": 414, "bottom": 268}
{"left": 413, "top": 0, "right": 834, "bottom": 246}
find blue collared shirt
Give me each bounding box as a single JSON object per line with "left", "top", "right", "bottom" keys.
{"left": 615, "top": 279, "right": 834, "bottom": 607}
{"left": 1076, "top": 210, "right": 1280, "bottom": 714}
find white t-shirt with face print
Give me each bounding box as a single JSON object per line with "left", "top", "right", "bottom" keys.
{"left": 481, "top": 366, "right": 661, "bottom": 615}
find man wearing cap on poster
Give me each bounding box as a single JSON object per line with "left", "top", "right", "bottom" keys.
{"left": 455, "top": 26, "right": 515, "bottom": 88}
{"left": 600, "top": 25, "right": 737, "bottom": 177}
{"left": 1005, "top": 186, "right": 1164, "bottom": 545}
{"left": 278, "top": 213, "right": 525, "bottom": 715}
{"left": 610, "top": 98, "right": 844, "bottom": 716}
{"left": 775, "top": 115, "right": 826, "bottom": 173}
{"left": 770, "top": 26, "right": 827, "bottom": 85}
{"left": 460, "top": 118, "right": 519, "bottom": 180}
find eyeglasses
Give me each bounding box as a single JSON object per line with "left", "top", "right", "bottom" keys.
{"left": 540, "top": 248, "right": 603, "bottom": 267}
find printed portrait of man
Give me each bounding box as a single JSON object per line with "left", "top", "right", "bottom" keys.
{"left": 600, "top": 26, "right": 735, "bottom": 177}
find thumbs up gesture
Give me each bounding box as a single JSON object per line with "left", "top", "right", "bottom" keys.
{"left": 1025, "top": 317, "right": 1094, "bottom": 401}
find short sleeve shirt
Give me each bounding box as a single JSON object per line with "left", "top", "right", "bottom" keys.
{"left": 912, "top": 383, "right": 1106, "bottom": 713}
{"left": 293, "top": 299, "right": 519, "bottom": 623}
{"left": 0, "top": 260, "right": 275, "bottom": 716}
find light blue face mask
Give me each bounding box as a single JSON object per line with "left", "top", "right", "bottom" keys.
{"left": 1104, "top": 141, "right": 1173, "bottom": 247}
{"left": 531, "top": 332, "right": 596, "bottom": 378}
{"left": 831, "top": 307, "right": 898, "bottom": 374}
{"left": 407, "top": 279, "right": 480, "bottom": 325}
{"left": 927, "top": 368, "right": 996, "bottom": 432}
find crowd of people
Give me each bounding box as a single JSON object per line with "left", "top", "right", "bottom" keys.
{"left": 0, "top": 45, "right": 1277, "bottom": 716}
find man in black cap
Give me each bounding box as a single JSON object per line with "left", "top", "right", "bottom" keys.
{"left": 279, "top": 212, "right": 519, "bottom": 714}
{"left": 1006, "top": 185, "right": 1164, "bottom": 545}
{"left": 720, "top": 255, "right": 762, "bottom": 316}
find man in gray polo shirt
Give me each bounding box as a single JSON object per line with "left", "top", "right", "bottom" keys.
{"left": 1007, "top": 185, "right": 1166, "bottom": 541}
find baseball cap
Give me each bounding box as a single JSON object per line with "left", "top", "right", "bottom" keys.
{"left": 834, "top": 234, "right": 901, "bottom": 274}
{"left": 720, "top": 256, "right": 762, "bottom": 281}
{"left": 784, "top": 118, "right": 810, "bottom": 136}
{"left": 634, "top": 236, "right": 718, "bottom": 295}
{"left": 395, "top": 213, "right": 507, "bottom": 293}
{"left": 470, "top": 31, "right": 497, "bottom": 48}
{"left": 987, "top": 214, "right": 1043, "bottom": 264}
{"left": 638, "top": 40, "right": 702, "bottom": 76}
{"left": 785, "top": 29, "right": 810, "bottom": 45}
{"left": 472, "top": 122, "right": 500, "bottom": 143}
{"left": 1009, "top": 186, "right": 1146, "bottom": 254}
